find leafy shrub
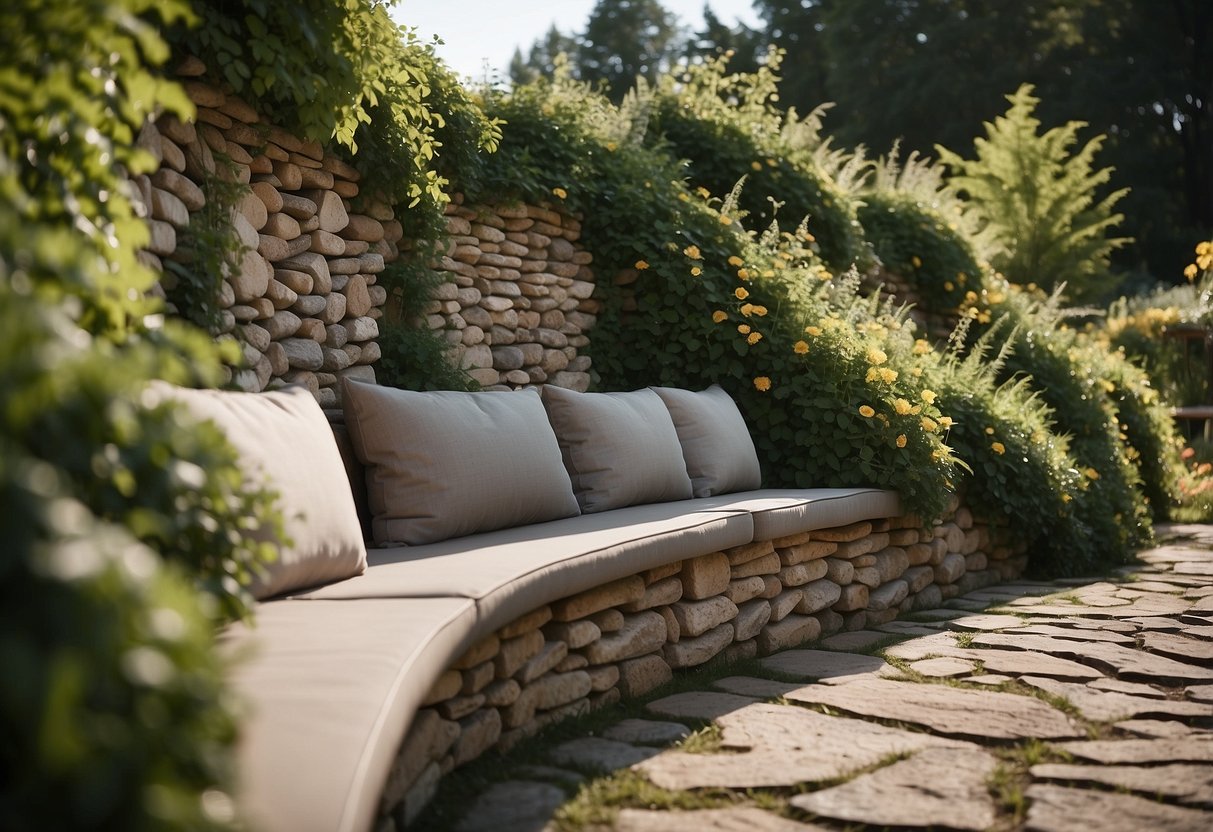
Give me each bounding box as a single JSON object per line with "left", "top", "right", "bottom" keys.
{"left": 858, "top": 191, "right": 983, "bottom": 313}
{"left": 938, "top": 84, "right": 1129, "bottom": 303}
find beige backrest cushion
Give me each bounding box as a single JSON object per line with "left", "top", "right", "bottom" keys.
{"left": 652, "top": 384, "right": 762, "bottom": 497}
{"left": 342, "top": 380, "right": 580, "bottom": 545}
{"left": 149, "top": 383, "right": 367, "bottom": 599}
{"left": 541, "top": 386, "right": 693, "bottom": 513}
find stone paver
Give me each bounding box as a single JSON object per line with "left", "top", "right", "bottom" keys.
{"left": 454, "top": 781, "right": 565, "bottom": 832}
{"left": 789, "top": 747, "right": 997, "bottom": 830}
{"left": 438, "top": 524, "right": 1213, "bottom": 832}
{"left": 782, "top": 677, "right": 1083, "bottom": 740}
{"left": 1024, "top": 784, "right": 1212, "bottom": 832}
{"left": 1030, "top": 762, "right": 1213, "bottom": 808}
{"left": 636, "top": 700, "right": 968, "bottom": 789}
{"left": 616, "top": 808, "right": 824, "bottom": 831}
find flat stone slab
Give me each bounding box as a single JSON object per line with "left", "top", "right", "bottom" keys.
{"left": 602, "top": 719, "right": 691, "bottom": 746}
{"left": 1055, "top": 734, "right": 1213, "bottom": 764}
{"left": 1142, "top": 632, "right": 1213, "bottom": 664}
{"left": 1031, "top": 762, "right": 1213, "bottom": 808}
{"left": 646, "top": 691, "right": 758, "bottom": 722}
{"left": 1027, "top": 617, "right": 1139, "bottom": 633}
{"left": 1187, "top": 684, "right": 1213, "bottom": 703}
{"left": 713, "top": 676, "right": 799, "bottom": 699}
{"left": 818, "top": 630, "right": 890, "bottom": 652}
{"left": 1090, "top": 678, "right": 1169, "bottom": 699}
{"left": 874, "top": 620, "right": 942, "bottom": 636}
{"left": 972, "top": 633, "right": 1213, "bottom": 684}
{"left": 886, "top": 634, "right": 1104, "bottom": 681}
{"left": 1114, "top": 719, "right": 1209, "bottom": 739}
{"left": 548, "top": 737, "right": 659, "bottom": 772}
{"left": 759, "top": 649, "right": 897, "bottom": 683}
{"left": 1005, "top": 623, "right": 1137, "bottom": 645}
{"left": 946, "top": 613, "right": 1024, "bottom": 631}
{"left": 1020, "top": 676, "right": 1212, "bottom": 722}
{"left": 962, "top": 674, "right": 1013, "bottom": 686}
{"left": 910, "top": 656, "right": 976, "bottom": 677}
{"left": 455, "top": 780, "right": 566, "bottom": 832}
{"left": 635, "top": 701, "right": 968, "bottom": 789}
{"left": 782, "top": 677, "right": 1083, "bottom": 740}
{"left": 616, "top": 807, "right": 824, "bottom": 831}
{"left": 1024, "top": 784, "right": 1213, "bottom": 832}
{"left": 789, "top": 747, "right": 997, "bottom": 831}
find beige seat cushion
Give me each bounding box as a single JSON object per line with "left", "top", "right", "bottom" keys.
{"left": 342, "top": 381, "right": 580, "bottom": 545}
{"left": 148, "top": 383, "right": 367, "bottom": 599}
{"left": 541, "top": 386, "right": 693, "bottom": 513}
{"left": 295, "top": 502, "right": 754, "bottom": 633}
{"left": 651, "top": 385, "right": 762, "bottom": 497}
{"left": 222, "top": 597, "right": 476, "bottom": 832}
{"left": 690, "top": 488, "right": 902, "bottom": 540}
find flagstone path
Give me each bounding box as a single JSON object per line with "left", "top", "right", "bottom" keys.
{"left": 431, "top": 524, "right": 1213, "bottom": 831}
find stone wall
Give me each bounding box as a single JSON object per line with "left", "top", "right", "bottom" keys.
{"left": 426, "top": 197, "right": 597, "bottom": 392}
{"left": 380, "top": 500, "right": 1026, "bottom": 829}
{"left": 132, "top": 58, "right": 395, "bottom": 407}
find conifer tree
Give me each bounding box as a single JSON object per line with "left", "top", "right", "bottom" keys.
{"left": 937, "top": 84, "right": 1129, "bottom": 302}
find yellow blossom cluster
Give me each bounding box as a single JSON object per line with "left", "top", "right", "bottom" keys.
{"left": 1184, "top": 241, "right": 1213, "bottom": 281}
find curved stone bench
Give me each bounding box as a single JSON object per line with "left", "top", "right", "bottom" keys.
{"left": 222, "top": 483, "right": 1010, "bottom": 832}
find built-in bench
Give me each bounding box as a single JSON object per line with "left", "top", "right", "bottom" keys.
{"left": 160, "top": 380, "right": 1025, "bottom": 832}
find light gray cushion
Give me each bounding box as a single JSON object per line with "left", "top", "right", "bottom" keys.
{"left": 342, "top": 380, "right": 580, "bottom": 545}
{"left": 690, "top": 488, "right": 903, "bottom": 540}
{"left": 221, "top": 597, "right": 476, "bottom": 832}
{"left": 651, "top": 385, "right": 762, "bottom": 497}
{"left": 541, "top": 386, "right": 693, "bottom": 513}
{"left": 148, "top": 383, "right": 367, "bottom": 599}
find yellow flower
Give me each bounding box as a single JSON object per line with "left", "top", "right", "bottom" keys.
{"left": 896, "top": 434, "right": 907, "bottom": 448}
{"left": 859, "top": 405, "right": 876, "bottom": 418}
{"left": 1085, "top": 467, "right": 1100, "bottom": 480}
{"left": 684, "top": 245, "right": 702, "bottom": 259}
{"left": 712, "top": 310, "right": 727, "bottom": 323}
{"left": 911, "top": 255, "right": 923, "bottom": 268}
{"left": 719, "top": 215, "right": 733, "bottom": 225}
{"left": 747, "top": 332, "right": 763, "bottom": 345}
{"left": 751, "top": 160, "right": 763, "bottom": 171}
{"left": 737, "top": 268, "right": 750, "bottom": 280}
{"left": 938, "top": 416, "right": 954, "bottom": 428}
{"left": 751, "top": 305, "right": 768, "bottom": 317}
{"left": 793, "top": 340, "right": 809, "bottom": 355}
{"left": 766, "top": 157, "right": 777, "bottom": 167}
{"left": 728, "top": 255, "right": 744, "bottom": 267}
{"left": 894, "top": 398, "right": 912, "bottom": 416}
{"left": 921, "top": 416, "right": 938, "bottom": 432}
{"left": 678, "top": 192, "right": 690, "bottom": 202}
{"left": 738, "top": 324, "right": 751, "bottom": 334}
{"left": 879, "top": 368, "right": 898, "bottom": 383}
{"left": 551, "top": 187, "right": 567, "bottom": 199}
{"left": 910, "top": 367, "right": 922, "bottom": 377}
{"left": 740, "top": 303, "right": 755, "bottom": 317}
{"left": 944, "top": 281, "right": 955, "bottom": 291}
{"left": 635, "top": 260, "right": 649, "bottom": 270}
{"left": 1198, "top": 241, "right": 1212, "bottom": 256}
{"left": 991, "top": 442, "right": 1006, "bottom": 455}
{"left": 696, "top": 186, "right": 710, "bottom": 199}
{"left": 1185, "top": 263, "right": 1199, "bottom": 281}
{"left": 606, "top": 141, "right": 618, "bottom": 152}
{"left": 735, "top": 287, "right": 749, "bottom": 300}
{"left": 691, "top": 266, "right": 702, "bottom": 276}
{"left": 805, "top": 326, "right": 823, "bottom": 337}
{"left": 866, "top": 367, "right": 881, "bottom": 383}
{"left": 985, "top": 426, "right": 995, "bottom": 435}
{"left": 913, "top": 339, "right": 930, "bottom": 355}
{"left": 921, "top": 389, "right": 937, "bottom": 404}
{"left": 753, "top": 376, "right": 771, "bottom": 392}
{"left": 866, "top": 347, "right": 888, "bottom": 365}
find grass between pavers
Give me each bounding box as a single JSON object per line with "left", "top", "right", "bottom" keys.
{"left": 986, "top": 739, "right": 1074, "bottom": 831}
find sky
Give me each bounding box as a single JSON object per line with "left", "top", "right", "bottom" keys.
{"left": 390, "top": 0, "right": 764, "bottom": 83}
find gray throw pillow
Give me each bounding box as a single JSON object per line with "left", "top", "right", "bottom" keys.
{"left": 651, "top": 384, "right": 762, "bottom": 497}
{"left": 541, "top": 386, "right": 693, "bottom": 513}
{"left": 342, "top": 380, "right": 580, "bottom": 545}
{"left": 148, "top": 382, "right": 368, "bottom": 599}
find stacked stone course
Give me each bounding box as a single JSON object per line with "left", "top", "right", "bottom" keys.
{"left": 379, "top": 500, "right": 1027, "bottom": 829}
{"left": 428, "top": 198, "right": 597, "bottom": 392}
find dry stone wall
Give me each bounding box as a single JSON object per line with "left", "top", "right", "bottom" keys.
{"left": 380, "top": 500, "right": 1026, "bottom": 829}
{"left": 426, "top": 197, "right": 597, "bottom": 392}
{"left": 132, "top": 58, "right": 397, "bottom": 407}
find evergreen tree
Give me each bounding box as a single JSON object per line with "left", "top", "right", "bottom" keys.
{"left": 937, "top": 85, "right": 1130, "bottom": 302}
{"left": 579, "top": 0, "right": 678, "bottom": 102}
